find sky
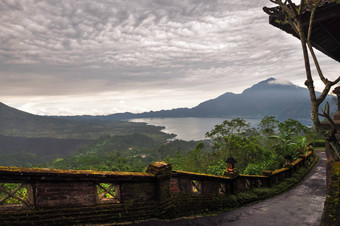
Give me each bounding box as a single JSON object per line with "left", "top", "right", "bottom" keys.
{"left": 0, "top": 0, "right": 339, "bottom": 116}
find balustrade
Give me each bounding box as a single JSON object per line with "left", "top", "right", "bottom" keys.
{"left": 0, "top": 183, "right": 31, "bottom": 208}
{"left": 0, "top": 150, "right": 316, "bottom": 225}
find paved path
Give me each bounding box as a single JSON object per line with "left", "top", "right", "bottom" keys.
{"left": 130, "top": 150, "right": 326, "bottom": 226}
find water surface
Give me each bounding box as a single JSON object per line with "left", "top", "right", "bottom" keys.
{"left": 129, "top": 117, "right": 262, "bottom": 141}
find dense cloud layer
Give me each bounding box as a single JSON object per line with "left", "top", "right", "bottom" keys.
{"left": 0, "top": 0, "right": 339, "bottom": 115}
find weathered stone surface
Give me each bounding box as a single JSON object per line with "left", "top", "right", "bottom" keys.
{"left": 333, "top": 86, "right": 340, "bottom": 120}
{"left": 0, "top": 150, "right": 316, "bottom": 224}
{"left": 120, "top": 182, "right": 156, "bottom": 203}
{"left": 223, "top": 170, "right": 239, "bottom": 178}
{"left": 34, "top": 181, "right": 97, "bottom": 208}
{"left": 146, "top": 161, "right": 172, "bottom": 178}
{"left": 170, "top": 178, "right": 180, "bottom": 193}
{"left": 262, "top": 170, "right": 272, "bottom": 176}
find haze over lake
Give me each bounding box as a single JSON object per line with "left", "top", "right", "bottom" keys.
{"left": 129, "top": 117, "right": 263, "bottom": 141}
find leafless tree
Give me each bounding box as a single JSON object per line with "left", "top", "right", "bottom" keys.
{"left": 267, "top": 0, "right": 340, "bottom": 159}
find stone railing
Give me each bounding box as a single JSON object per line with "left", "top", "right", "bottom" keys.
{"left": 321, "top": 86, "right": 340, "bottom": 226}
{"left": 0, "top": 151, "right": 315, "bottom": 225}
{"left": 168, "top": 151, "right": 314, "bottom": 214}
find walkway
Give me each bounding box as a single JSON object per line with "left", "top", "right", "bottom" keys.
{"left": 129, "top": 150, "right": 326, "bottom": 226}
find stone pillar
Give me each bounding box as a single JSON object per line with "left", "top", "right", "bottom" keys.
{"left": 331, "top": 86, "right": 340, "bottom": 145}
{"left": 223, "top": 170, "right": 238, "bottom": 194}
{"left": 299, "top": 154, "right": 307, "bottom": 167}
{"left": 333, "top": 86, "right": 340, "bottom": 121}
{"left": 321, "top": 87, "right": 340, "bottom": 225}
{"left": 146, "top": 161, "right": 174, "bottom": 216}
{"left": 262, "top": 170, "right": 273, "bottom": 187}
{"left": 323, "top": 86, "right": 340, "bottom": 191}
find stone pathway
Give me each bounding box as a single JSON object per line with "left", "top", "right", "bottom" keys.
{"left": 129, "top": 150, "right": 326, "bottom": 226}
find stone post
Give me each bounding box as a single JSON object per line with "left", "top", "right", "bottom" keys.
{"left": 323, "top": 86, "right": 340, "bottom": 190}
{"left": 146, "top": 161, "right": 174, "bottom": 216}
{"left": 321, "top": 87, "right": 340, "bottom": 226}
{"left": 299, "top": 154, "right": 306, "bottom": 167}
{"left": 223, "top": 170, "right": 239, "bottom": 194}
{"left": 333, "top": 86, "right": 340, "bottom": 121}
{"left": 262, "top": 170, "right": 273, "bottom": 187}
{"left": 330, "top": 86, "right": 340, "bottom": 145}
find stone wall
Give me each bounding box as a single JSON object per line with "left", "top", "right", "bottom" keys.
{"left": 321, "top": 86, "right": 340, "bottom": 226}
{"left": 0, "top": 151, "right": 315, "bottom": 225}
{"left": 34, "top": 181, "right": 97, "bottom": 207}
{"left": 321, "top": 162, "right": 340, "bottom": 225}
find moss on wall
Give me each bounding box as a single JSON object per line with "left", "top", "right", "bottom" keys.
{"left": 0, "top": 152, "right": 318, "bottom": 225}
{"left": 321, "top": 162, "right": 340, "bottom": 226}
{"left": 167, "top": 155, "right": 317, "bottom": 219}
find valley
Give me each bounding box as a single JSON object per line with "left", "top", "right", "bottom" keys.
{"left": 0, "top": 78, "right": 333, "bottom": 169}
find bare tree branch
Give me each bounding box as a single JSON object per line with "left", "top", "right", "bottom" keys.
{"left": 287, "top": 0, "right": 299, "bottom": 18}
{"left": 299, "top": 0, "right": 304, "bottom": 13}
{"left": 331, "top": 76, "right": 340, "bottom": 86}
{"left": 267, "top": 0, "right": 340, "bottom": 159}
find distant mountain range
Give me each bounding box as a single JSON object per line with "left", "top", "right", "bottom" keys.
{"left": 0, "top": 99, "right": 171, "bottom": 167}
{"left": 0, "top": 77, "right": 335, "bottom": 125}
{"left": 65, "top": 77, "right": 334, "bottom": 122}
{"left": 0, "top": 101, "right": 167, "bottom": 139}
{"left": 0, "top": 77, "right": 336, "bottom": 167}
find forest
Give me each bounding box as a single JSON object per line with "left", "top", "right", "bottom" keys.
{"left": 42, "top": 116, "right": 324, "bottom": 176}
{"left": 0, "top": 116, "right": 325, "bottom": 205}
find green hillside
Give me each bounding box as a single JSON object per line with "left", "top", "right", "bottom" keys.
{"left": 0, "top": 102, "right": 170, "bottom": 140}
{"left": 0, "top": 102, "right": 175, "bottom": 167}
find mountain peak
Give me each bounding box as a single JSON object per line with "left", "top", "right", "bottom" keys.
{"left": 242, "top": 77, "right": 300, "bottom": 94}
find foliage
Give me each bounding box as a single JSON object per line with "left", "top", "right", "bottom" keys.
{"left": 29, "top": 117, "right": 321, "bottom": 177}
{"left": 0, "top": 117, "right": 321, "bottom": 205}
{"left": 0, "top": 183, "right": 28, "bottom": 204}
{"left": 97, "top": 183, "right": 117, "bottom": 199}
{"left": 258, "top": 116, "right": 279, "bottom": 136}
{"left": 206, "top": 160, "right": 228, "bottom": 175}
{"left": 0, "top": 119, "right": 175, "bottom": 167}
{"left": 267, "top": 0, "right": 340, "bottom": 158}
{"left": 167, "top": 117, "right": 319, "bottom": 175}
{"left": 42, "top": 133, "right": 199, "bottom": 172}
{"left": 244, "top": 153, "right": 282, "bottom": 175}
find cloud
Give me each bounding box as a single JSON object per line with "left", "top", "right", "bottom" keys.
{"left": 0, "top": 0, "right": 339, "bottom": 115}
{"left": 268, "top": 78, "right": 293, "bottom": 85}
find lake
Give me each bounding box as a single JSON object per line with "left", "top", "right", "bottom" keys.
{"left": 129, "top": 117, "right": 263, "bottom": 141}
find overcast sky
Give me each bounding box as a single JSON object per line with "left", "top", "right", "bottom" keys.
{"left": 1, "top": 0, "right": 339, "bottom": 116}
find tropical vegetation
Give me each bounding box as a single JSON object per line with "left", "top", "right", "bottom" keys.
{"left": 41, "top": 116, "right": 322, "bottom": 176}
{"left": 165, "top": 117, "right": 320, "bottom": 175}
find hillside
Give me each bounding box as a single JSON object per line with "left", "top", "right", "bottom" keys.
{"left": 94, "top": 78, "right": 335, "bottom": 121}
{"left": 1, "top": 77, "right": 335, "bottom": 134}
{"left": 190, "top": 78, "right": 313, "bottom": 119}
{"left": 0, "top": 102, "right": 170, "bottom": 139}
{"left": 0, "top": 77, "right": 335, "bottom": 167}
{"left": 0, "top": 135, "right": 91, "bottom": 167}
{"left": 0, "top": 102, "right": 173, "bottom": 167}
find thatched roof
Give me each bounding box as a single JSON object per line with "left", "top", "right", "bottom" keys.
{"left": 263, "top": 1, "right": 340, "bottom": 62}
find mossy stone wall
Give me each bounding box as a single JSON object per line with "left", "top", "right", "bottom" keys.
{"left": 321, "top": 161, "right": 340, "bottom": 226}
{"left": 0, "top": 152, "right": 316, "bottom": 225}
{"left": 34, "top": 181, "right": 97, "bottom": 208}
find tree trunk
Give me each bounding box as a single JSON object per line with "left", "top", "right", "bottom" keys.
{"left": 311, "top": 101, "right": 321, "bottom": 130}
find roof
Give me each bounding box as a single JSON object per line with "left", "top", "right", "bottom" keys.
{"left": 263, "top": 1, "right": 340, "bottom": 63}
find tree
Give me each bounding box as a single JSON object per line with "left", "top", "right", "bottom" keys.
{"left": 258, "top": 116, "right": 279, "bottom": 136}
{"left": 205, "top": 118, "right": 266, "bottom": 172}
{"left": 265, "top": 0, "right": 340, "bottom": 159}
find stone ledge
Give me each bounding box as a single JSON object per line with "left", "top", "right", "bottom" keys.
{"left": 0, "top": 166, "right": 154, "bottom": 182}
